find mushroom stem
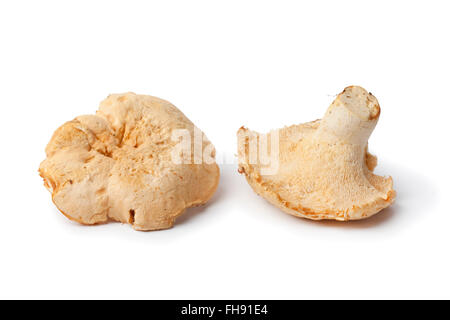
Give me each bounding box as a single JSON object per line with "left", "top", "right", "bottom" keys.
{"left": 315, "top": 86, "right": 380, "bottom": 146}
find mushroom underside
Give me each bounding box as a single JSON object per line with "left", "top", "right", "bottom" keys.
{"left": 237, "top": 86, "right": 396, "bottom": 220}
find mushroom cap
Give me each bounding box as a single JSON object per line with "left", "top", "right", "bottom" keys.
{"left": 39, "top": 93, "right": 220, "bottom": 230}
{"left": 237, "top": 86, "right": 395, "bottom": 221}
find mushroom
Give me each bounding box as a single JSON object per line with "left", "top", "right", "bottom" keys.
{"left": 39, "top": 93, "right": 220, "bottom": 231}
{"left": 237, "top": 86, "right": 395, "bottom": 221}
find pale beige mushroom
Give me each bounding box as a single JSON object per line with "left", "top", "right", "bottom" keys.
{"left": 237, "top": 86, "right": 395, "bottom": 221}
{"left": 39, "top": 93, "right": 220, "bottom": 231}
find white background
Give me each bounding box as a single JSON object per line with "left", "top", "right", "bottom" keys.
{"left": 0, "top": 0, "right": 449, "bottom": 299}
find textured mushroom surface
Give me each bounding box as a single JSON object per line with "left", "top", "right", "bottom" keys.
{"left": 39, "top": 93, "right": 220, "bottom": 231}
{"left": 237, "top": 86, "right": 395, "bottom": 221}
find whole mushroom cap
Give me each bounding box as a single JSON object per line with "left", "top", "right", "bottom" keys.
{"left": 237, "top": 86, "right": 395, "bottom": 221}
{"left": 39, "top": 93, "right": 220, "bottom": 231}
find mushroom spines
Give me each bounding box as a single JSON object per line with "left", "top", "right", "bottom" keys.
{"left": 237, "top": 86, "right": 395, "bottom": 221}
